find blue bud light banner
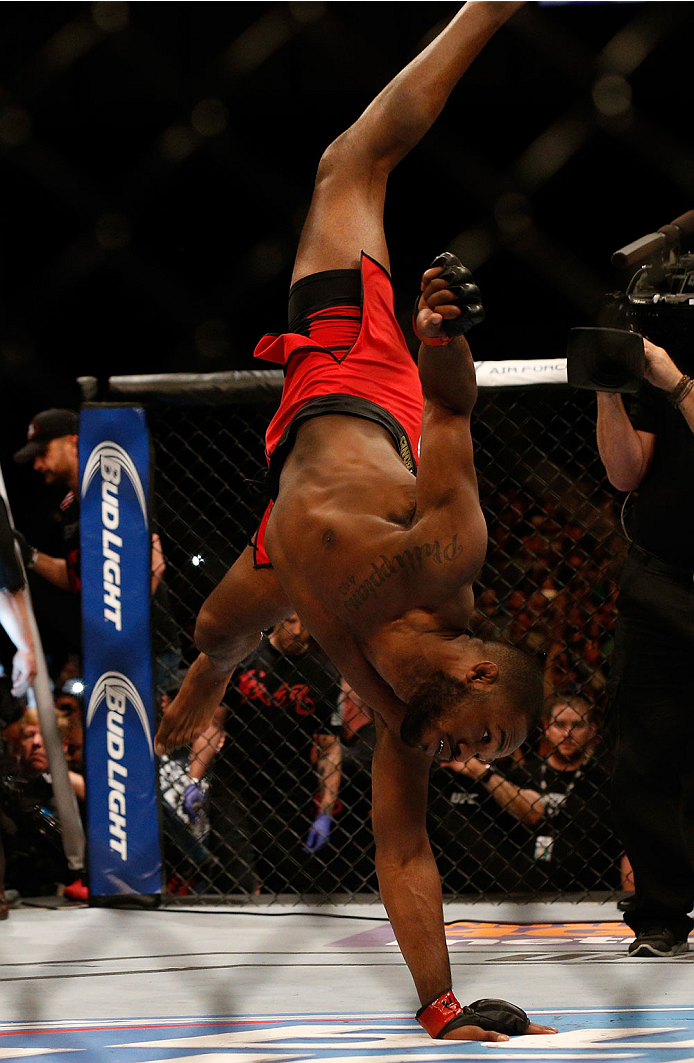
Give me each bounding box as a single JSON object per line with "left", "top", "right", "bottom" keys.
{"left": 80, "top": 405, "right": 161, "bottom": 898}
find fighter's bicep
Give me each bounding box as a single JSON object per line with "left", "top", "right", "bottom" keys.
{"left": 415, "top": 405, "right": 478, "bottom": 516}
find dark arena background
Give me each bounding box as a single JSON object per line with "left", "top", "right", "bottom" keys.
{"left": 1, "top": 1, "right": 694, "bottom": 907}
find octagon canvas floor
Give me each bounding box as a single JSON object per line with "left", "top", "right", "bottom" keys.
{"left": 2, "top": 900, "right": 694, "bottom": 1061}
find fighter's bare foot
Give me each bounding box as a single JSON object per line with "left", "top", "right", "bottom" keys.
{"left": 154, "top": 652, "right": 232, "bottom": 755}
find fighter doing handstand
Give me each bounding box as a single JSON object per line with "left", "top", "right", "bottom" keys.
{"left": 156, "top": 1, "right": 557, "bottom": 1041}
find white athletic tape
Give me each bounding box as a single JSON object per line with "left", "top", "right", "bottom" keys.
{"left": 474, "top": 359, "right": 568, "bottom": 387}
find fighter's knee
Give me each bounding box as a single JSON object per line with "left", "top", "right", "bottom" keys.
{"left": 315, "top": 130, "right": 382, "bottom": 185}
{"left": 194, "top": 606, "right": 232, "bottom": 656}
{"left": 315, "top": 135, "right": 349, "bottom": 185}
{"left": 194, "top": 607, "right": 257, "bottom": 664}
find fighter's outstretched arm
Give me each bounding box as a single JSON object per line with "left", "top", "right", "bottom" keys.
{"left": 410, "top": 265, "right": 487, "bottom": 571}
{"left": 371, "top": 714, "right": 454, "bottom": 1010}
{"left": 371, "top": 714, "right": 557, "bottom": 1040}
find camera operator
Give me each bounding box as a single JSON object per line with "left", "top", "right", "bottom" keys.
{"left": 597, "top": 318, "right": 694, "bottom": 956}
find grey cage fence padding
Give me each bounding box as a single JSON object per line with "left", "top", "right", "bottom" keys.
{"left": 84, "top": 360, "right": 626, "bottom": 904}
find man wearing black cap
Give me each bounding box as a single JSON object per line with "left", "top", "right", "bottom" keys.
{"left": 13, "top": 409, "right": 81, "bottom": 593}
{"left": 14, "top": 409, "right": 181, "bottom": 694}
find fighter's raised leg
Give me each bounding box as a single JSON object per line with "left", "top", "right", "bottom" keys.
{"left": 155, "top": 1, "right": 523, "bottom": 757}
{"left": 154, "top": 546, "right": 291, "bottom": 755}
{"left": 291, "top": 1, "right": 524, "bottom": 284}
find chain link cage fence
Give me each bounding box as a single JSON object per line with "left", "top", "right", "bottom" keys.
{"left": 99, "top": 368, "right": 627, "bottom": 905}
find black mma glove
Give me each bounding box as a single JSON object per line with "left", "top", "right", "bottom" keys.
{"left": 413, "top": 251, "right": 485, "bottom": 345}
{"left": 417, "top": 990, "right": 529, "bottom": 1039}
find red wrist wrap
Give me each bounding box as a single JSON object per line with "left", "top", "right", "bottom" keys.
{"left": 416, "top": 990, "right": 465, "bottom": 1038}
{"left": 418, "top": 332, "right": 454, "bottom": 347}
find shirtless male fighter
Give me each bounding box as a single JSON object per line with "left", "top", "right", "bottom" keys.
{"left": 156, "top": 1, "right": 556, "bottom": 1042}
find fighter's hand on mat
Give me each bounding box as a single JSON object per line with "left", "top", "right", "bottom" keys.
{"left": 440, "top": 1019, "right": 557, "bottom": 1041}
{"left": 417, "top": 993, "right": 558, "bottom": 1042}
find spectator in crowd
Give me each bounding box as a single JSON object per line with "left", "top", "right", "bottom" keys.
{"left": 0, "top": 680, "right": 24, "bottom": 919}
{"left": 430, "top": 695, "right": 623, "bottom": 894}
{"left": 56, "top": 654, "right": 81, "bottom": 692}
{"left": 340, "top": 679, "right": 373, "bottom": 748}
{"left": 185, "top": 615, "right": 342, "bottom": 893}
{"left": 13, "top": 408, "right": 181, "bottom": 694}
{"left": 428, "top": 750, "right": 520, "bottom": 898}
{"left": 158, "top": 688, "right": 222, "bottom": 896}
{"left": 0, "top": 497, "right": 36, "bottom": 699}
{"left": 5, "top": 707, "right": 84, "bottom": 803}
{"left": 479, "top": 487, "right": 621, "bottom": 700}
{"left": 57, "top": 711, "right": 84, "bottom": 775}
{"left": 2, "top": 707, "right": 84, "bottom": 898}
{"left": 597, "top": 332, "right": 694, "bottom": 957}
{"left": 336, "top": 682, "right": 380, "bottom": 894}
{"left": 54, "top": 684, "right": 85, "bottom": 774}
{"left": 0, "top": 495, "right": 37, "bottom": 919}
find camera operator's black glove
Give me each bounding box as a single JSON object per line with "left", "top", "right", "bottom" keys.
{"left": 13, "top": 530, "right": 38, "bottom": 570}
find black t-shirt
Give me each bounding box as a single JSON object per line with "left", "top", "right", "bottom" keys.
{"left": 428, "top": 761, "right": 528, "bottom": 893}
{"left": 429, "top": 749, "right": 621, "bottom": 893}
{"left": 218, "top": 636, "right": 341, "bottom": 813}
{"left": 627, "top": 380, "right": 694, "bottom": 566}
{"left": 0, "top": 498, "right": 23, "bottom": 593}
{"left": 505, "top": 750, "right": 621, "bottom": 892}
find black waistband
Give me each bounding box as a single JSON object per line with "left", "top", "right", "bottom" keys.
{"left": 288, "top": 269, "right": 362, "bottom": 333}
{"left": 268, "top": 394, "right": 417, "bottom": 499}
{"left": 629, "top": 543, "right": 694, "bottom": 585}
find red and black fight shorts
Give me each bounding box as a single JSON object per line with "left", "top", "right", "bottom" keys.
{"left": 251, "top": 252, "right": 424, "bottom": 567}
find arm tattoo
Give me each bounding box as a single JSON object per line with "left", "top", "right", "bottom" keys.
{"left": 339, "top": 535, "right": 463, "bottom": 614}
